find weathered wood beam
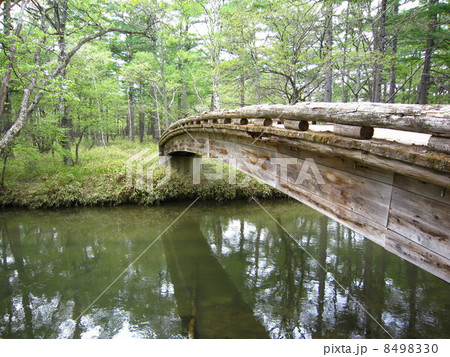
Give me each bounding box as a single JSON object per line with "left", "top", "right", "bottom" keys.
{"left": 169, "top": 103, "right": 450, "bottom": 136}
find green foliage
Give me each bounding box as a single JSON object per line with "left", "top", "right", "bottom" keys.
{"left": 0, "top": 140, "right": 285, "bottom": 208}
{"left": 0, "top": 0, "right": 448, "bottom": 206}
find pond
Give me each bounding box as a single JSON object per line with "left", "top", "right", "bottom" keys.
{"left": 0, "top": 200, "right": 449, "bottom": 338}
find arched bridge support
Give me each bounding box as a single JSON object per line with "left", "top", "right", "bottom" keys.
{"left": 159, "top": 103, "right": 450, "bottom": 283}
{"left": 162, "top": 151, "right": 200, "bottom": 175}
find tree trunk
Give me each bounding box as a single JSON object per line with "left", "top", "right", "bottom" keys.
{"left": 372, "top": 0, "right": 387, "bottom": 103}
{"left": 152, "top": 85, "right": 161, "bottom": 140}
{"left": 127, "top": 84, "right": 135, "bottom": 142}
{"left": 239, "top": 71, "right": 245, "bottom": 107}
{"left": 388, "top": 1, "right": 400, "bottom": 103}
{"left": 0, "top": 53, "right": 40, "bottom": 155}
{"left": 74, "top": 130, "right": 85, "bottom": 164}
{"left": 52, "top": 0, "right": 73, "bottom": 165}
{"left": 159, "top": 43, "right": 170, "bottom": 129}
{"left": 341, "top": 2, "right": 350, "bottom": 103}
{"left": 139, "top": 112, "right": 145, "bottom": 143}
{"left": 211, "top": 63, "right": 220, "bottom": 110}
{"left": 415, "top": 0, "right": 438, "bottom": 104}
{"left": 324, "top": 1, "right": 333, "bottom": 102}
{"left": 0, "top": 0, "right": 29, "bottom": 133}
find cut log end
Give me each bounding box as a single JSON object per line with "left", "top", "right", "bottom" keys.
{"left": 333, "top": 124, "right": 374, "bottom": 140}
{"left": 236, "top": 118, "right": 249, "bottom": 125}
{"left": 252, "top": 118, "right": 273, "bottom": 127}
{"left": 284, "top": 119, "right": 309, "bottom": 131}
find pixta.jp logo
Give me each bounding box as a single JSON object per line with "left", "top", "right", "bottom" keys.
{"left": 126, "top": 150, "right": 325, "bottom": 193}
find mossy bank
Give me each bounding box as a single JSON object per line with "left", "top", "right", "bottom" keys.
{"left": 0, "top": 140, "right": 286, "bottom": 209}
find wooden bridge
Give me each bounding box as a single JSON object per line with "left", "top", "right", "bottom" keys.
{"left": 159, "top": 102, "right": 450, "bottom": 283}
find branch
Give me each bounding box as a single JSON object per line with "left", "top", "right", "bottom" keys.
{"left": 0, "top": 0, "right": 22, "bottom": 17}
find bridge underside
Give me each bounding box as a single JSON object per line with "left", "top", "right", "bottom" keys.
{"left": 160, "top": 128, "right": 450, "bottom": 283}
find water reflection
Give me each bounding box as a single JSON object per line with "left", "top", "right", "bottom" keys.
{"left": 163, "top": 218, "right": 267, "bottom": 338}
{"left": 0, "top": 201, "right": 449, "bottom": 339}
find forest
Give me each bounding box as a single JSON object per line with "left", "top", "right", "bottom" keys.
{"left": 0, "top": 0, "right": 448, "bottom": 172}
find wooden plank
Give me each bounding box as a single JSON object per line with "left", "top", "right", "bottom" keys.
{"left": 208, "top": 139, "right": 393, "bottom": 225}
{"left": 274, "top": 144, "right": 395, "bottom": 185}
{"left": 386, "top": 230, "right": 450, "bottom": 283}
{"left": 237, "top": 147, "right": 278, "bottom": 187}
{"left": 282, "top": 157, "right": 391, "bottom": 225}
{"left": 388, "top": 187, "right": 450, "bottom": 256}
{"left": 393, "top": 174, "right": 450, "bottom": 205}
{"left": 277, "top": 180, "right": 387, "bottom": 247}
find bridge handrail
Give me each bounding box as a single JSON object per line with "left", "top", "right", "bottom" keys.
{"left": 163, "top": 102, "right": 450, "bottom": 137}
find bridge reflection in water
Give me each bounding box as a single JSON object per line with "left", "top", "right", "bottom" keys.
{"left": 0, "top": 202, "right": 449, "bottom": 338}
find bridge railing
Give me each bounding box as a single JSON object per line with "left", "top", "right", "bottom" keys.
{"left": 163, "top": 102, "right": 450, "bottom": 154}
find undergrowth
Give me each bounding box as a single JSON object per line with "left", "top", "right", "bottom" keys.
{"left": 0, "top": 139, "right": 286, "bottom": 209}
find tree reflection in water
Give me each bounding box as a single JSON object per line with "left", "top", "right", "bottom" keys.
{"left": 0, "top": 201, "right": 449, "bottom": 338}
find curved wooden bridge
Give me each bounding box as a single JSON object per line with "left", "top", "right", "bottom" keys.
{"left": 159, "top": 102, "right": 450, "bottom": 283}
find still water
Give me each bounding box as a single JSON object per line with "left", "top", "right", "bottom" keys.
{"left": 0, "top": 200, "right": 449, "bottom": 339}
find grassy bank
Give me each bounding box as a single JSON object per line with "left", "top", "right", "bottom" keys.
{"left": 0, "top": 140, "right": 286, "bottom": 209}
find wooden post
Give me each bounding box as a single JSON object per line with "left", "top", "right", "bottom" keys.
{"left": 252, "top": 118, "right": 273, "bottom": 126}
{"left": 333, "top": 124, "right": 374, "bottom": 139}
{"left": 284, "top": 120, "right": 309, "bottom": 131}
{"left": 428, "top": 136, "right": 450, "bottom": 154}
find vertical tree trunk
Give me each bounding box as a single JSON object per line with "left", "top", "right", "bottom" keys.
{"left": 152, "top": 86, "right": 161, "bottom": 140}
{"left": 415, "top": 0, "right": 438, "bottom": 104}
{"left": 127, "top": 84, "right": 135, "bottom": 142}
{"left": 372, "top": 0, "right": 387, "bottom": 103}
{"left": 340, "top": 2, "right": 350, "bottom": 103}
{"left": 0, "top": 0, "right": 29, "bottom": 134}
{"left": 53, "top": 0, "right": 73, "bottom": 165}
{"left": 139, "top": 112, "right": 145, "bottom": 143}
{"left": 354, "top": 12, "right": 363, "bottom": 102}
{"left": 239, "top": 71, "right": 245, "bottom": 107}
{"left": 211, "top": 60, "right": 220, "bottom": 110}
{"left": 159, "top": 44, "right": 170, "bottom": 128}
{"left": 388, "top": 1, "right": 400, "bottom": 103}
{"left": 202, "top": 0, "right": 223, "bottom": 111}
{"left": 324, "top": 1, "right": 333, "bottom": 102}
